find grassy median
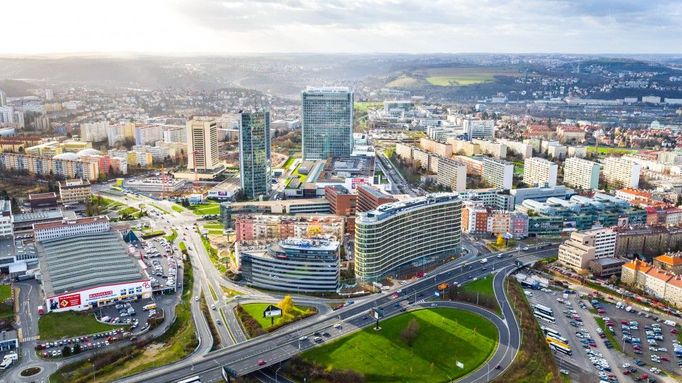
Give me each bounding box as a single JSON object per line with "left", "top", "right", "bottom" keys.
{"left": 289, "top": 308, "right": 498, "bottom": 383}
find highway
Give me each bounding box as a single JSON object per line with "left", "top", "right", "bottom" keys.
{"left": 114, "top": 246, "right": 558, "bottom": 383}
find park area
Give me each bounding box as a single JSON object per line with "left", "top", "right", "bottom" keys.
{"left": 423, "top": 67, "right": 518, "bottom": 87}
{"left": 295, "top": 308, "right": 498, "bottom": 383}
{"left": 236, "top": 299, "right": 317, "bottom": 337}
{"left": 187, "top": 201, "right": 221, "bottom": 215}
{"left": 38, "top": 311, "right": 124, "bottom": 340}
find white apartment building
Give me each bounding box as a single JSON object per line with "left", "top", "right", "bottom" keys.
{"left": 603, "top": 157, "right": 641, "bottom": 188}
{"left": 134, "top": 126, "right": 164, "bottom": 146}
{"left": 482, "top": 158, "right": 513, "bottom": 190}
{"left": 564, "top": 157, "right": 601, "bottom": 190}
{"left": 498, "top": 138, "right": 533, "bottom": 158}
{"left": 33, "top": 216, "right": 110, "bottom": 242}
{"left": 523, "top": 157, "right": 558, "bottom": 187}
{"left": 186, "top": 118, "right": 220, "bottom": 171}
{"left": 558, "top": 227, "right": 617, "bottom": 272}
{"left": 436, "top": 157, "right": 467, "bottom": 192}
{"left": 472, "top": 139, "right": 507, "bottom": 159}
{"left": 0, "top": 200, "right": 13, "bottom": 239}
{"left": 162, "top": 126, "right": 186, "bottom": 143}
{"left": 80, "top": 122, "right": 109, "bottom": 142}
{"left": 463, "top": 119, "right": 495, "bottom": 140}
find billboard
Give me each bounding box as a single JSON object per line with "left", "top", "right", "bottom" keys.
{"left": 49, "top": 293, "right": 81, "bottom": 311}
{"left": 263, "top": 304, "right": 282, "bottom": 318}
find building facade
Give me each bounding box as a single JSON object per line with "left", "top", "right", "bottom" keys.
{"left": 603, "top": 157, "right": 641, "bottom": 189}
{"left": 301, "top": 87, "right": 353, "bottom": 160}
{"left": 239, "top": 111, "right": 272, "bottom": 199}
{"left": 355, "top": 194, "right": 462, "bottom": 282}
{"left": 356, "top": 184, "right": 395, "bottom": 213}
{"left": 186, "top": 118, "right": 219, "bottom": 171}
{"left": 58, "top": 179, "right": 92, "bottom": 205}
{"left": 33, "top": 216, "right": 110, "bottom": 242}
{"left": 482, "top": 158, "right": 513, "bottom": 190}
{"left": 523, "top": 157, "right": 558, "bottom": 187}
{"left": 564, "top": 157, "right": 601, "bottom": 190}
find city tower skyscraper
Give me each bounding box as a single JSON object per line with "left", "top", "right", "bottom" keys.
{"left": 186, "top": 118, "right": 219, "bottom": 171}
{"left": 301, "top": 86, "right": 353, "bottom": 160}
{"left": 239, "top": 111, "right": 271, "bottom": 199}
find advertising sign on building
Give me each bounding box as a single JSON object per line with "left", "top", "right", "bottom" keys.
{"left": 49, "top": 293, "right": 81, "bottom": 311}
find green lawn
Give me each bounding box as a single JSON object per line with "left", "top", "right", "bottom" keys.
{"left": 282, "top": 156, "right": 297, "bottom": 170}
{"left": 171, "top": 204, "right": 185, "bottom": 213}
{"left": 187, "top": 202, "right": 220, "bottom": 216}
{"left": 202, "top": 222, "right": 224, "bottom": 235}
{"left": 354, "top": 101, "right": 383, "bottom": 113}
{"left": 302, "top": 308, "right": 498, "bottom": 382}
{"left": 38, "top": 311, "right": 124, "bottom": 340}
{"left": 241, "top": 303, "right": 314, "bottom": 330}
{"left": 165, "top": 229, "right": 178, "bottom": 242}
{"left": 595, "top": 317, "right": 622, "bottom": 352}
{"left": 0, "top": 285, "right": 11, "bottom": 302}
{"left": 426, "top": 75, "right": 495, "bottom": 86}
{"left": 461, "top": 275, "right": 496, "bottom": 298}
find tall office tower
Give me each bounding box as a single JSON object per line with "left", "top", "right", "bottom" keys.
{"left": 523, "top": 157, "right": 558, "bottom": 187}
{"left": 186, "top": 118, "right": 219, "bottom": 171}
{"left": 563, "top": 157, "right": 601, "bottom": 190}
{"left": 603, "top": 157, "right": 640, "bottom": 189}
{"left": 482, "top": 158, "right": 514, "bottom": 190}
{"left": 0, "top": 89, "right": 6, "bottom": 107}
{"left": 239, "top": 111, "right": 271, "bottom": 199}
{"left": 355, "top": 194, "right": 462, "bottom": 282}
{"left": 301, "top": 86, "right": 353, "bottom": 160}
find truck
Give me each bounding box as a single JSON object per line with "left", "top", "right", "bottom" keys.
{"left": 0, "top": 352, "right": 18, "bottom": 370}
{"left": 37, "top": 305, "right": 45, "bottom": 315}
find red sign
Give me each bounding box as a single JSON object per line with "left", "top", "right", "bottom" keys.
{"left": 88, "top": 290, "right": 113, "bottom": 300}
{"left": 58, "top": 293, "right": 81, "bottom": 308}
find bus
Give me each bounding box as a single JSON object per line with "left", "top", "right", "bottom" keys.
{"left": 542, "top": 327, "right": 568, "bottom": 343}
{"left": 533, "top": 304, "right": 554, "bottom": 317}
{"left": 533, "top": 310, "right": 556, "bottom": 323}
{"left": 175, "top": 376, "right": 201, "bottom": 383}
{"left": 547, "top": 338, "right": 572, "bottom": 356}
{"left": 143, "top": 303, "right": 157, "bottom": 311}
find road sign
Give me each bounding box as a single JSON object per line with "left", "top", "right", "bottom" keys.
{"left": 263, "top": 304, "right": 282, "bottom": 318}
{"left": 456, "top": 361, "right": 464, "bottom": 369}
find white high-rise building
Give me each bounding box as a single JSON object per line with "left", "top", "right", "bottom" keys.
{"left": 436, "top": 157, "right": 467, "bottom": 192}
{"left": 134, "top": 125, "right": 163, "bottom": 145}
{"left": 482, "top": 158, "right": 514, "bottom": 190}
{"left": 80, "top": 122, "right": 109, "bottom": 142}
{"left": 0, "top": 89, "right": 6, "bottom": 107}
{"left": 564, "top": 157, "right": 601, "bottom": 190}
{"left": 603, "top": 157, "right": 640, "bottom": 189}
{"left": 463, "top": 119, "right": 495, "bottom": 140}
{"left": 186, "top": 118, "right": 219, "bottom": 171}
{"left": 523, "top": 157, "right": 558, "bottom": 187}
{"left": 163, "top": 126, "right": 186, "bottom": 143}
{"left": 0, "top": 106, "right": 14, "bottom": 123}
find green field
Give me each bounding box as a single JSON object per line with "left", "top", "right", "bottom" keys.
{"left": 354, "top": 101, "right": 383, "bottom": 113}
{"left": 301, "top": 308, "right": 498, "bottom": 382}
{"left": 0, "top": 285, "right": 11, "bottom": 302}
{"left": 187, "top": 201, "right": 220, "bottom": 216}
{"left": 165, "top": 229, "right": 178, "bottom": 242}
{"left": 171, "top": 204, "right": 185, "bottom": 213}
{"left": 202, "top": 222, "right": 224, "bottom": 235}
{"left": 386, "top": 74, "right": 421, "bottom": 88}
{"left": 426, "top": 75, "right": 495, "bottom": 86}
{"left": 461, "top": 275, "right": 496, "bottom": 298}
{"left": 38, "top": 311, "right": 124, "bottom": 340}
{"left": 586, "top": 146, "right": 637, "bottom": 155}
{"left": 241, "top": 303, "right": 314, "bottom": 330}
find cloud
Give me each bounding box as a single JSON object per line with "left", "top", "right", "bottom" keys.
{"left": 1, "top": 0, "right": 681, "bottom": 54}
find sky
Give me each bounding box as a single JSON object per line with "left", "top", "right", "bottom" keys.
{"left": 2, "top": 0, "right": 681, "bottom": 55}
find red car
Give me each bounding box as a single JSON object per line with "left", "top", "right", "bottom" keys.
{"left": 672, "top": 328, "right": 679, "bottom": 334}
{"left": 257, "top": 359, "right": 267, "bottom": 366}
{"left": 661, "top": 356, "right": 670, "bottom": 362}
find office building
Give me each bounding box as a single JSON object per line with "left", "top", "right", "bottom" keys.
{"left": 239, "top": 238, "right": 340, "bottom": 292}
{"left": 301, "top": 87, "right": 353, "bottom": 160}
{"left": 33, "top": 216, "right": 110, "bottom": 242}
{"left": 564, "top": 157, "right": 601, "bottom": 190}
{"left": 235, "top": 215, "right": 345, "bottom": 242}
{"left": 186, "top": 118, "right": 220, "bottom": 171}
{"left": 355, "top": 194, "right": 462, "bottom": 282}
{"left": 437, "top": 157, "right": 467, "bottom": 192}
{"left": 603, "top": 157, "right": 640, "bottom": 188}
{"left": 37, "top": 231, "right": 151, "bottom": 313}
{"left": 482, "top": 158, "right": 513, "bottom": 190}
{"left": 239, "top": 111, "right": 271, "bottom": 199}
{"left": 558, "top": 228, "right": 617, "bottom": 272}
{"left": 523, "top": 157, "right": 558, "bottom": 187}
{"left": 58, "top": 179, "right": 92, "bottom": 205}
{"left": 463, "top": 119, "right": 495, "bottom": 140}
{"left": 510, "top": 185, "right": 575, "bottom": 204}
{"left": 0, "top": 89, "right": 5, "bottom": 107}
{"left": 356, "top": 184, "right": 395, "bottom": 213}
{"left": 28, "top": 193, "right": 58, "bottom": 211}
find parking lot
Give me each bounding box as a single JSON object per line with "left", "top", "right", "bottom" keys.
{"left": 525, "top": 284, "right": 682, "bottom": 383}
{"left": 139, "top": 237, "right": 180, "bottom": 292}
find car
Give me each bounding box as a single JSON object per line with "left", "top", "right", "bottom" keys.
{"left": 211, "top": 304, "right": 216, "bottom": 310}
{"left": 257, "top": 359, "right": 266, "bottom": 366}
{"left": 559, "top": 369, "right": 569, "bottom": 375}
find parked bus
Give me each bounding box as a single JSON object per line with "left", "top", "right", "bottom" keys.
{"left": 143, "top": 303, "right": 157, "bottom": 311}
{"left": 533, "top": 310, "right": 556, "bottom": 323}
{"left": 533, "top": 304, "right": 554, "bottom": 317}
{"left": 541, "top": 327, "right": 568, "bottom": 343}
{"left": 175, "top": 376, "right": 201, "bottom": 383}
{"left": 547, "top": 338, "right": 572, "bottom": 356}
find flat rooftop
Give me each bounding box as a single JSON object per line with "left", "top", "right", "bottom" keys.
{"left": 13, "top": 210, "right": 65, "bottom": 224}
{"left": 358, "top": 193, "right": 460, "bottom": 223}
{"left": 37, "top": 231, "right": 146, "bottom": 297}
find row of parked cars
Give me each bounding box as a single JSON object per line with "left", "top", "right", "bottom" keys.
{"left": 36, "top": 329, "right": 128, "bottom": 358}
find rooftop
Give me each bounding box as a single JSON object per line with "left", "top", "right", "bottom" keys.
{"left": 357, "top": 193, "right": 460, "bottom": 223}
{"left": 33, "top": 216, "right": 109, "bottom": 232}
{"left": 37, "top": 231, "right": 147, "bottom": 297}
{"left": 12, "top": 210, "right": 65, "bottom": 224}
{"left": 357, "top": 184, "right": 393, "bottom": 200}
{"left": 28, "top": 192, "right": 57, "bottom": 201}
{"left": 655, "top": 254, "right": 682, "bottom": 266}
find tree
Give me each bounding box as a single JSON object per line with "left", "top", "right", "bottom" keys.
{"left": 277, "top": 295, "right": 294, "bottom": 316}
{"left": 496, "top": 234, "right": 505, "bottom": 247}
{"left": 400, "top": 318, "right": 420, "bottom": 346}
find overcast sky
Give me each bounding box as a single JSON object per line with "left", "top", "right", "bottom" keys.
{"left": 2, "top": 0, "right": 681, "bottom": 55}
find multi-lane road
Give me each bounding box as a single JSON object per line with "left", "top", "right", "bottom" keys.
{"left": 113, "top": 246, "right": 557, "bottom": 383}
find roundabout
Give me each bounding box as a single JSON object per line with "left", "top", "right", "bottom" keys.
{"left": 20, "top": 366, "right": 42, "bottom": 377}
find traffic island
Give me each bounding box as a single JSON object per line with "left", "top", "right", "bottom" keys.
{"left": 287, "top": 307, "right": 498, "bottom": 383}
{"left": 235, "top": 300, "right": 317, "bottom": 338}
{"left": 20, "top": 367, "right": 42, "bottom": 377}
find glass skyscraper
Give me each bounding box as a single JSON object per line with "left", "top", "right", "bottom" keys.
{"left": 239, "top": 111, "right": 271, "bottom": 199}
{"left": 301, "top": 86, "right": 353, "bottom": 160}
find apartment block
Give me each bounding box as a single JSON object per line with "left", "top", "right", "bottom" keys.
{"left": 482, "top": 158, "right": 513, "bottom": 190}
{"left": 563, "top": 157, "right": 601, "bottom": 190}
{"left": 523, "top": 157, "right": 558, "bottom": 187}
{"left": 436, "top": 157, "right": 467, "bottom": 192}
{"left": 603, "top": 157, "right": 640, "bottom": 188}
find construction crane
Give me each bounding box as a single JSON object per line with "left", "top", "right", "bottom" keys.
{"left": 192, "top": 149, "right": 200, "bottom": 193}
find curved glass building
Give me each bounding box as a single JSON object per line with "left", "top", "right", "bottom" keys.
{"left": 355, "top": 193, "right": 462, "bottom": 282}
